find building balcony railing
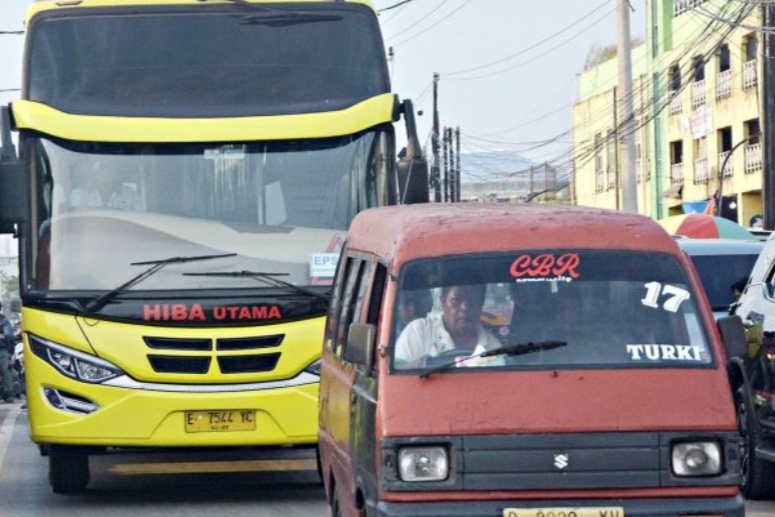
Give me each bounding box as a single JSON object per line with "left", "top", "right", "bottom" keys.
{"left": 669, "top": 91, "right": 682, "bottom": 115}
{"left": 716, "top": 70, "right": 731, "bottom": 99}
{"left": 691, "top": 79, "right": 706, "bottom": 109}
{"left": 606, "top": 169, "right": 615, "bottom": 190}
{"left": 674, "top": 0, "right": 707, "bottom": 16}
{"left": 744, "top": 59, "right": 758, "bottom": 90}
{"left": 671, "top": 162, "right": 684, "bottom": 185}
{"left": 693, "top": 157, "right": 709, "bottom": 184}
{"left": 718, "top": 151, "right": 733, "bottom": 178}
{"left": 745, "top": 142, "right": 763, "bottom": 174}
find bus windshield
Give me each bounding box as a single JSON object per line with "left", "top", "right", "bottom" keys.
{"left": 26, "top": 3, "right": 389, "bottom": 116}
{"left": 30, "top": 130, "right": 393, "bottom": 291}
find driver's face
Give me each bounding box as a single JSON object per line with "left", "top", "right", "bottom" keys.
{"left": 442, "top": 285, "right": 484, "bottom": 333}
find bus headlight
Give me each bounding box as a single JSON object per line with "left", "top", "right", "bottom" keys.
{"left": 398, "top": 446, "right": 448, "bottom": 482}
{"left": 672, "top": 441, "right": 722, "bottom": 476}
{"left": 303, "top": 359, "right": 321, "bottom": 377}
{"left": 29, "top": 335, "right": 124, "bottom": 383}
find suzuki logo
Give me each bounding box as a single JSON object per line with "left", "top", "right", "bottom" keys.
{"left": 554, "top": 453, "right": 569, "bottom": 470}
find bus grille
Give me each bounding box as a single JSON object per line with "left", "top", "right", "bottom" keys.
{"left": 143, "top": 335, "right": 285, "bottom": 374}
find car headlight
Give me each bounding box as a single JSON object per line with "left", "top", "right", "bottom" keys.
{"left": 398, "top": 446, "right": 448, "bottom": 482}
{"left": 29, "top": 334, "right": 124, "bottom": 383}
{"left": 672, "top": 441, "right": 722, "bottom": 476}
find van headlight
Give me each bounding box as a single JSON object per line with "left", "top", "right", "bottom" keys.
{"left": 398, "top": 446, "right": 448, "bottom": 482}
{"left": 672, "top": 441, "right": 722, "bottom": 476}
{"left": 29, "top": 334, "right": 124, "bottom": 383}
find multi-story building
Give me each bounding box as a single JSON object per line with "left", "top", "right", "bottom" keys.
{"left": 573, "top": 0, "right": 764, "bottom": 226}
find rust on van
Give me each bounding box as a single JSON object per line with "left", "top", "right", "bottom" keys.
{"left": 319, "top": 203, "right": 743, "bottom": 517}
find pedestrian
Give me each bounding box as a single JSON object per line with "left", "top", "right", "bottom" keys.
{"left": 0, "top": 301, "right": 16, "bottom": 402}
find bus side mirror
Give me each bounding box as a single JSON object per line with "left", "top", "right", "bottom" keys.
{"left": 344, "top": 322, "right": 376, "bottom": 370}
{"left": 397, "top": 99, "right": 429, "bottom": 204}
{"left": 717, "top": 315, "right": 748, "bottom": 359}
{"left": 0, "top": 105, "right": 28, "bottom": 235}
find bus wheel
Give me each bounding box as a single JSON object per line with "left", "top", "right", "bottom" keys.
{"left": 48, "top": 445, "right": 90, "bottom": 494}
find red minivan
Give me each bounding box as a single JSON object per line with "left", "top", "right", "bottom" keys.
{"left": 318, "top": 203, "right": 745, "bottom": 517}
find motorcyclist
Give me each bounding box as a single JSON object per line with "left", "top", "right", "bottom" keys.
{"left": 0, "top": 301, "right": 16, "bottom": 402}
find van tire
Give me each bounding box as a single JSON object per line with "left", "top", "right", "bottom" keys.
{"left": 48, "top": 445, "right": 90, "bottom": 494}
{"left": 737, "top": 388, "right": 775, "bottom": 500}
{"left": 328, "top": 485, "right": 343, "bottom": 517}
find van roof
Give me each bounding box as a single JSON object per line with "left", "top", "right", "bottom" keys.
{"left": 347, "top": 203, "right": 677, "bottom": 262}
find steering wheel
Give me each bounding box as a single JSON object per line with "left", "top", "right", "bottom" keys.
{"left": 423, "top": 348, "right": 477, "bottom": 369}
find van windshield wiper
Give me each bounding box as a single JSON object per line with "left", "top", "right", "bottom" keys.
{"left": 183, "top": 271, "right": 330, "bottom": 302}
{"left": 84, "top": 253, "right": 237, "bottom": 313}
{"left": 419, "top": 340, "right": 568, "bottom": 379}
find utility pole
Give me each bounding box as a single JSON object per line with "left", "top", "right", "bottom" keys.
{"left": 442, "top": 126, "right": 449, "bottom": 202}
{"left": 616, "top": 0, "right": 638, "bottom": 213}
{"left": 455, "top": 126, "right": 461, "bottom": 202}
{"left": 431, "top": 72, "right": 442, "bottom": 202}
{"left": 763, "top": 2, "right": 775, "bottom": 228}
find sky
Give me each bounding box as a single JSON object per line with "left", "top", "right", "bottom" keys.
{"left": 0, "top": 0, "right": 647, "bottom": 180}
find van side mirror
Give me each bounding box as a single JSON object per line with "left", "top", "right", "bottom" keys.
{"left": 344, "top": 322, "right": 376, "bottom": 369}
{"left": 396, "top": 99, "right": 429, "bottom": 204}
{"left": 0, "top": 105, "right": 28, "bottom": 234}
{"left": 717, "top": 315, "right": 748, "bottom": 359}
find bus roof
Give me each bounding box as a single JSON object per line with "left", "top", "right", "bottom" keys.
{"left": 27, "top": 0, "right": 377, "bottom": 17}
{"left": 346, "top": 203, "right": 679, "bottom": 264}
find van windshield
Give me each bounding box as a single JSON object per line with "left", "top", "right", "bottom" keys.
{"left": 391, "top": 250, "right": 713, "bottom": 372}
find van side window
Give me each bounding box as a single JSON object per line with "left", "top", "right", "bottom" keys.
{"left": 367, "top": 263, "right": 387, "bottom": 326}
{"left": 336, "top": 258, "right": 365, "bottom": 358}
{"left": 325, "top": 250, "right": 351, "bottom": 353}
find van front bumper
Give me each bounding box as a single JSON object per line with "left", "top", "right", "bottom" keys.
{"left": 374, "top": 495, "right": 745, "bottom": 517}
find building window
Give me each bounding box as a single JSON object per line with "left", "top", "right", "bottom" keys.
{"left": 669, "top": 64, "right": 682, "bottom": 115}
{"left": 744, "top": 34, "right": 758, "bottom": 90}
{"left": 745, "top": 119, "right": 762, "bottom": 174}
{"left": 670, "top": 140, "right": 684, "bottom": 185}
{"left": 594, "top": 133, "right": 605, "bottom": 193}
{"left": 718, "top": 126, "right": 733, "bottom": 178}
{"left": 606, "top": 130, "right": 616, "bottom": 190}
{"left": 716, "top": 44, "right": 732, "bottom": 99}
{"left": 691, "top": 56, "right": 706, "bottom": 109}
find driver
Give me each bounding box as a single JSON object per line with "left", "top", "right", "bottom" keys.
{"left": 394, "top": 280, "right": 501, "bottom": 368}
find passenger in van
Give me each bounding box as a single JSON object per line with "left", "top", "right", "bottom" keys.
{"left": 395, "top": 281, "right": 502, "bottom": 368}
{"left": 396, "top": 289, "right": 433, "bottom": 335}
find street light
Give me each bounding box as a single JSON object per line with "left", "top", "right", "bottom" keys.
{"left": 716, "top": 133, "right": 757, "bottom": 219}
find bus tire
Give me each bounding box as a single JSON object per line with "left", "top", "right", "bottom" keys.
{"left": 48, "top": 445, "right": 90, "bottom": 494}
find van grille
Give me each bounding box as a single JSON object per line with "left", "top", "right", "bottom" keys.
{"left": 381, "top": 432, "right": 740, "bottom": 492}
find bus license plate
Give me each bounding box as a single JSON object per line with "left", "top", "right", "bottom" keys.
{"left": 503, "top": 508, "right": 624, "bottom": 517}
{"left": 185, "top": 410, "right": 256, "bottom": 433}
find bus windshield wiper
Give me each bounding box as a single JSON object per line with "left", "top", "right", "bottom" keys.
{"left": 419, "top": 340, "right": 568, "bottom": 379}
{"left": 183, "top": 271, "right": 330, "bottom": 302}
{"left": 84, "top": 253, "right": 237, "bottom": 313}
{"left": 241, "top": 11, "right": 342, "bottom": 26}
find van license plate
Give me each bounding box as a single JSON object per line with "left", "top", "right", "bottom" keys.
{"left": 503, "top": 508, "right": 624, "bottom": 517}
{"left": 185, "top": 410, "right": 256, "bottom": 433}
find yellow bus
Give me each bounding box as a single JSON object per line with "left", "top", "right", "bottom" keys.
{"left": 0, "top": 0, "right": 428, "bottom": 493}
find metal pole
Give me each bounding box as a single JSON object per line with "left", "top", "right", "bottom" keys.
{"left": 431, "top": 72, "right": 441, "bottom": 203}
{"left": 763, "top": 3, "right": 775, "bottom": 228}
{"left": 616, "top": 0, "right": 638, "bottom": 213}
